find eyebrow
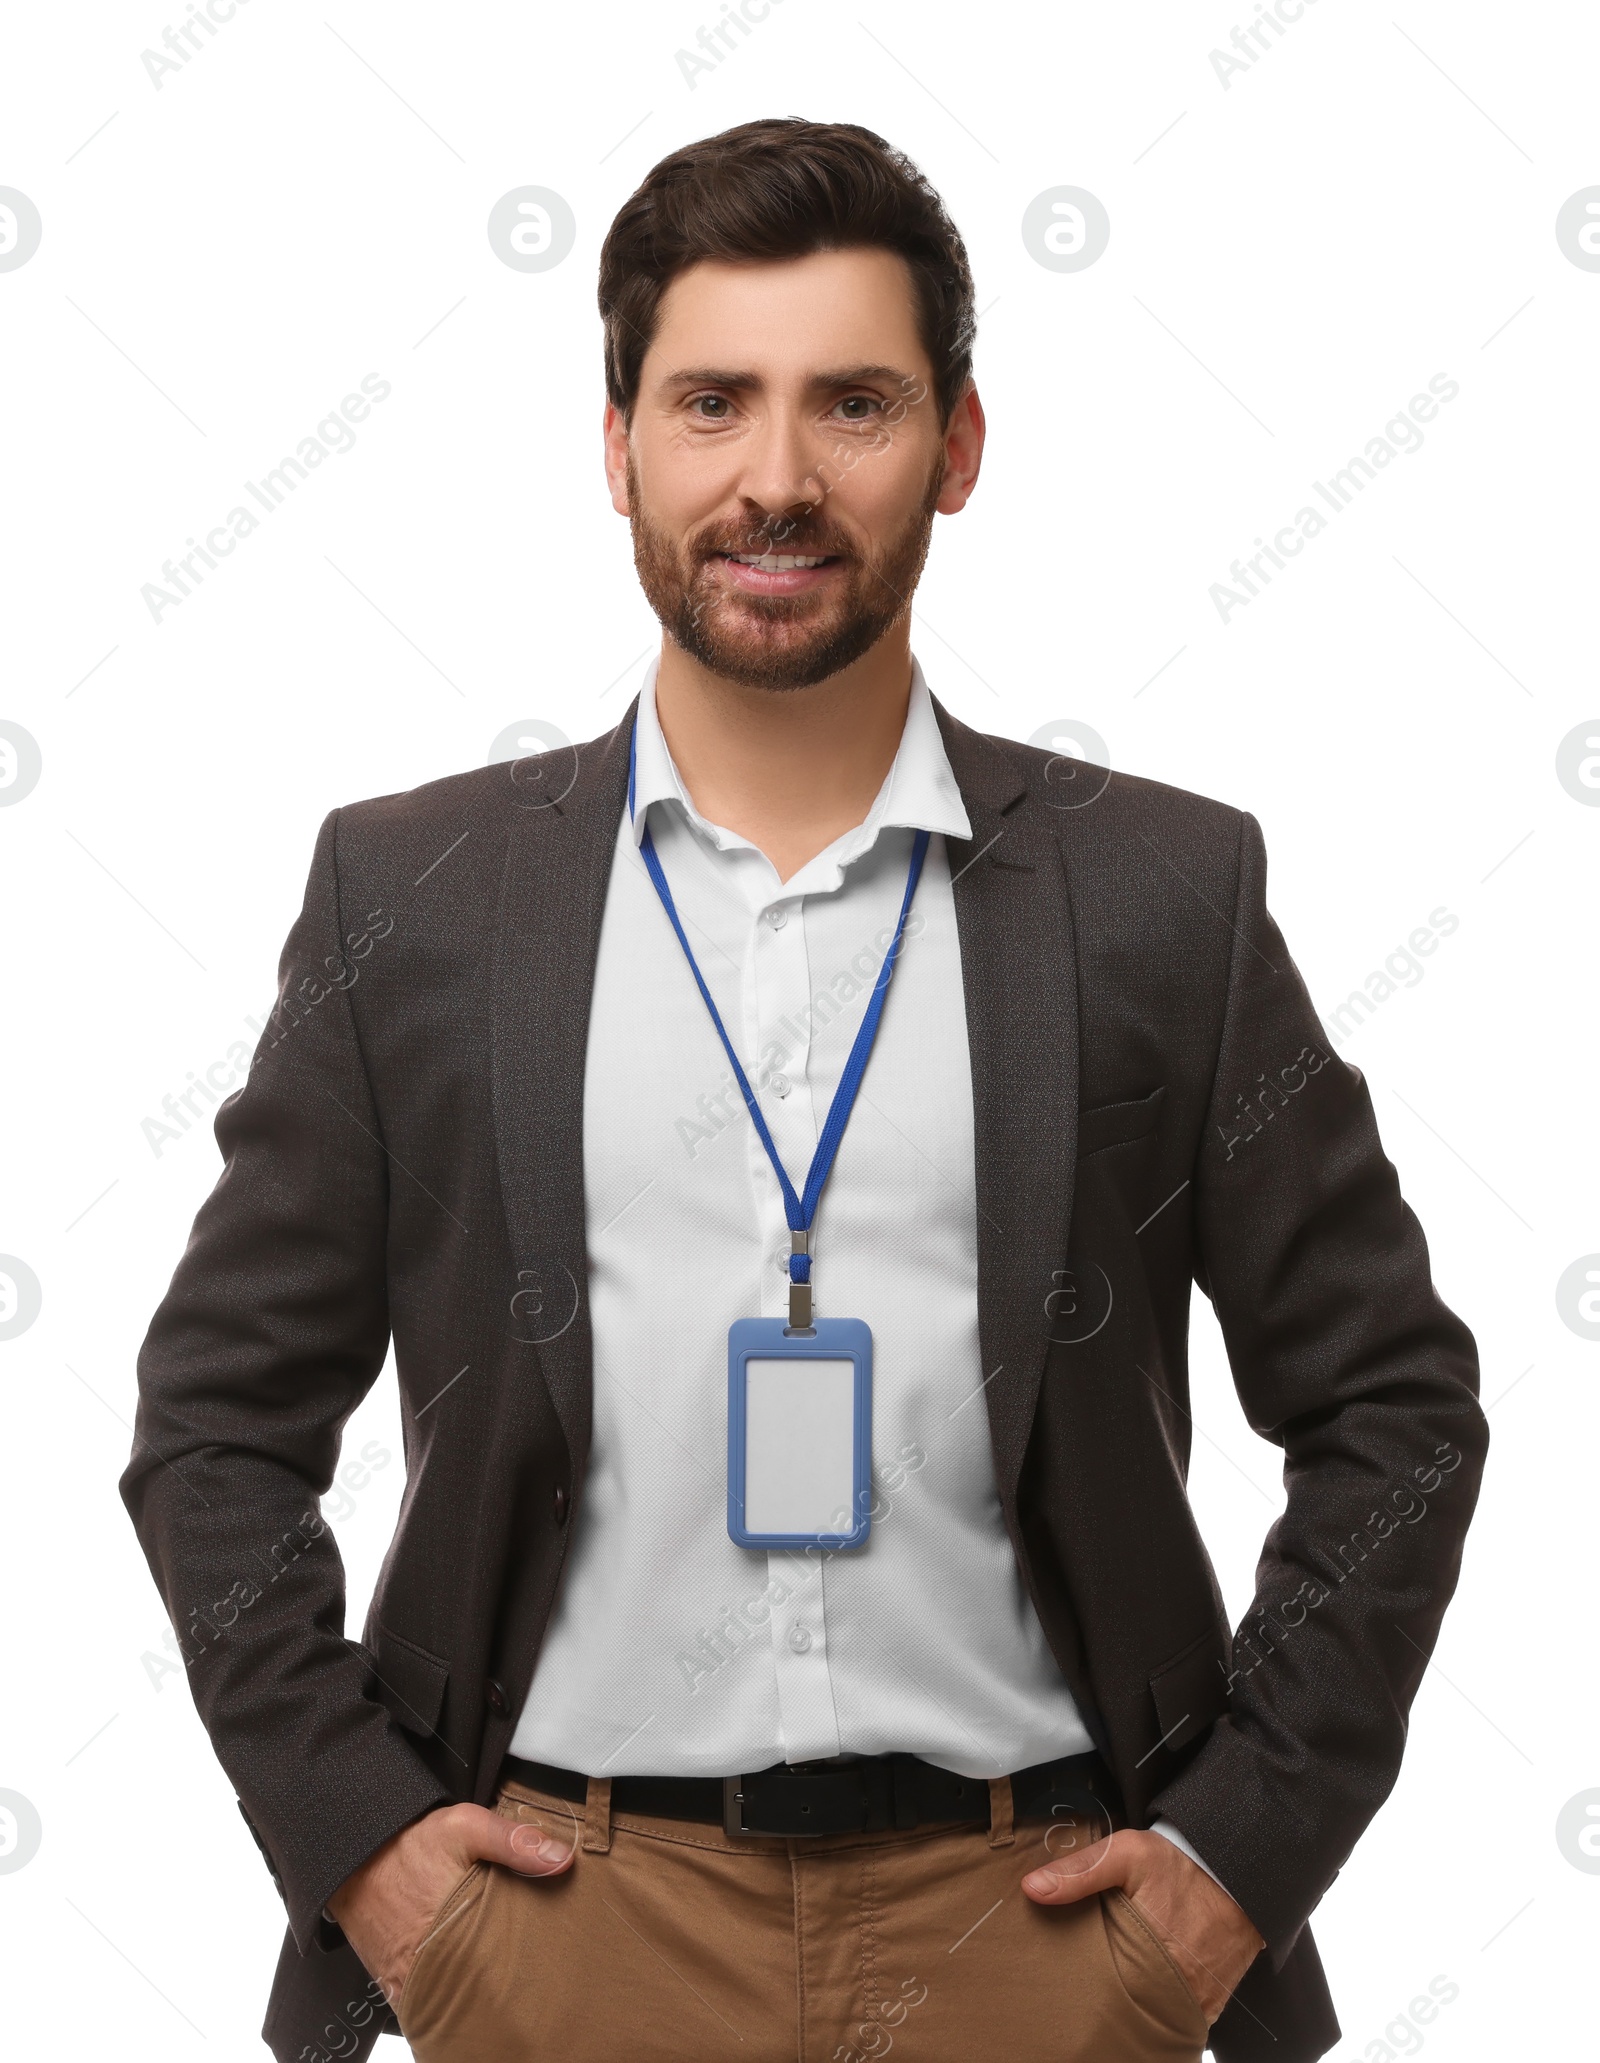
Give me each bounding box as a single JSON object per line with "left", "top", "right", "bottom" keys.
{"left": 656, "top": 362, "right": 920, "bottom": 394}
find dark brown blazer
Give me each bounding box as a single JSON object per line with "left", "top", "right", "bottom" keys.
{"left": 122, "top": 697, "right": 1486, "bottom": 2063}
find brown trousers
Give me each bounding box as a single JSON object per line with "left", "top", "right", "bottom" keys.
{"left": 394, "top": 1771, "right": 1212, "bottom": 2062}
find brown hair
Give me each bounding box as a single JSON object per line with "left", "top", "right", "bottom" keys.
{"left": 598, "top": 118, "right": 976, "bottom": 425}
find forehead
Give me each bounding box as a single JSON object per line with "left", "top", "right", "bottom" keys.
{"left": 642, "top": 247, "right": 929, "bottom": 384}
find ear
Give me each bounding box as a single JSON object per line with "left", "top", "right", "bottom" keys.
{"left": 935, "top": 385, "right": 985, "bottom": 516}
{"left": 603, "top": 401, "right": 632, "bottom": 517}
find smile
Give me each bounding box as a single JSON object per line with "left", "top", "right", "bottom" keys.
{"left": 729, "top": 553, "right": 831, "bottom": 570}
{"left": 709, "top": 549, "right": 844, "bottom": 597}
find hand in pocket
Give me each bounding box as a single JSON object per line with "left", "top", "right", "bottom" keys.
{"left": 327, "top": 1799, "right": 577, "bottom": 2007}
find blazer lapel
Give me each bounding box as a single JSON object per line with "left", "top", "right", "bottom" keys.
{"left": 489, "top": 699, "right": 637, "bottom": 1480}
{"left": 932, "top": 697, "right": 1081, "bottom": 1510}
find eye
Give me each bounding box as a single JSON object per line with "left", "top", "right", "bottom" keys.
{"left": 832, "top": 394, "right": 884, "bottom": 421}
{"left": 690, "top": 394, "right": 732, "bottom": 419}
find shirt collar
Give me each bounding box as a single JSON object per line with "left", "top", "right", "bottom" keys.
{"left": 627, "top": 655, "right": 972, "bottom": 877}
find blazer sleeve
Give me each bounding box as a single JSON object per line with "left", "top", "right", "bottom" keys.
{"left": 1147, "top": 809, "right": 1488, "bottom": 1968}
{"left": 119, "top": 808, "right": 452, "bottom": 1951}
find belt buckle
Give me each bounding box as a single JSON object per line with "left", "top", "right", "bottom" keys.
{"left": 723, "top": 1774, "right": 754, "bottom": 1838}
{"left": 723, "top": 1761, "right": 891, "bottom": 1838}
{"left": 722, "top": 1765, "right": 837, "bottom": 1837}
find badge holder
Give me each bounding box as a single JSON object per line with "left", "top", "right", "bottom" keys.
{"left": 728, "top": 1286, "right": 873, "bottom": 1551}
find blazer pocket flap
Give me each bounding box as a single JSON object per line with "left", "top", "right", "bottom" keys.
{"left": 369, "top": 1619, "right": 450, "bottom": 1739}
{"left": 1148, "top": 1631, "right": 1227, "bottom": 1755}
{"left": 1079, "top": 1084, "right": 1165, "bottom": 1157}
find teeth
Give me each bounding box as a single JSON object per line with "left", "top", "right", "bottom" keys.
{"left": 732, "top": 553, "right": 826, "bottom": 570}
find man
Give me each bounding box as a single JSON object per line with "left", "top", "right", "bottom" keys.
{"left": 122, "top": 119, "right": 1486, "bottom": 2063}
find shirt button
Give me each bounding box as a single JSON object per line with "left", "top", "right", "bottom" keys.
{"left": 788, "top": 1625, "right": 812, "bottom": 1655}
{"left": 765, "top": 905, "right": 787, "bottom": 929}
{"left": 769, "top": 1073, "right": 791, "bottom": 1098}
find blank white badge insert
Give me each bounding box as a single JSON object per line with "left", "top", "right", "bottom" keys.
{"left": 742, "top": 1356, "right": 857, "bottom": 1537}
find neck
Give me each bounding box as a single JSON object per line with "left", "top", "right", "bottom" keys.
{"left": 651, "top": 627, "right": 915, "bottom": 883}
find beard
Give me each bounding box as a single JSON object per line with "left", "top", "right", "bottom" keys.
{"left": 627, "top": 452, "right": 945, "bottom": 691}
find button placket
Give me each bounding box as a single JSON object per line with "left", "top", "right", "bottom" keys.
{"left": 755, "top": 895, "right": 817, "bottom": 1152}
{"left": 766, "top": 1558, "right": 838, "bottom": 1762}
{"left": 734, "top": 857, "right": 849, "bottom": 1758}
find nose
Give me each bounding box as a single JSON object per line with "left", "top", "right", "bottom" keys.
{"left": 733, "top": 404, "right": 823, "bottom": 540}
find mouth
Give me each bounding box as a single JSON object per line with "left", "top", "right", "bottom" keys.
{"left": 711, "top": 549, "right": 844, "bottom": 596}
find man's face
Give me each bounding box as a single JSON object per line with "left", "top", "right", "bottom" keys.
{"left": 605, "top": 246, "right": 982, "bottom": 690}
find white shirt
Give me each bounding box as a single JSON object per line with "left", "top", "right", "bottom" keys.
{"left": 508, "top": 660, "right": 1222, "bottom": 1881}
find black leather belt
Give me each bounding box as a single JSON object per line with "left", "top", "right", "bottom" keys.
{"left": 500, "top": 1747, "right": 1123, "bottom": 1840}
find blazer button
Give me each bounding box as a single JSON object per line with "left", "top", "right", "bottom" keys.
{"left": 484, "top": 1677, "right": 510, "bottom": 1717}
{"left": 553, "top": 1484, "right": 568, "bottom": 1524}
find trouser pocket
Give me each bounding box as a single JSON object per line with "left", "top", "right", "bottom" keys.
{"left": 1100, "top": 1888, "right": 1212, "bottom": 2055}
{"left": 393, "top": 1860, "right": 491, "bottom": 2045}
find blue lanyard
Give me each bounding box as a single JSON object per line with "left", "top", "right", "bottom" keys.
{"left": 628, "top": 718, "right": 929, "bottom": 1305}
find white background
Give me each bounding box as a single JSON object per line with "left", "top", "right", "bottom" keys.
{"left": 2, "top": 1, "right": 1596, "bottom": 2057}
